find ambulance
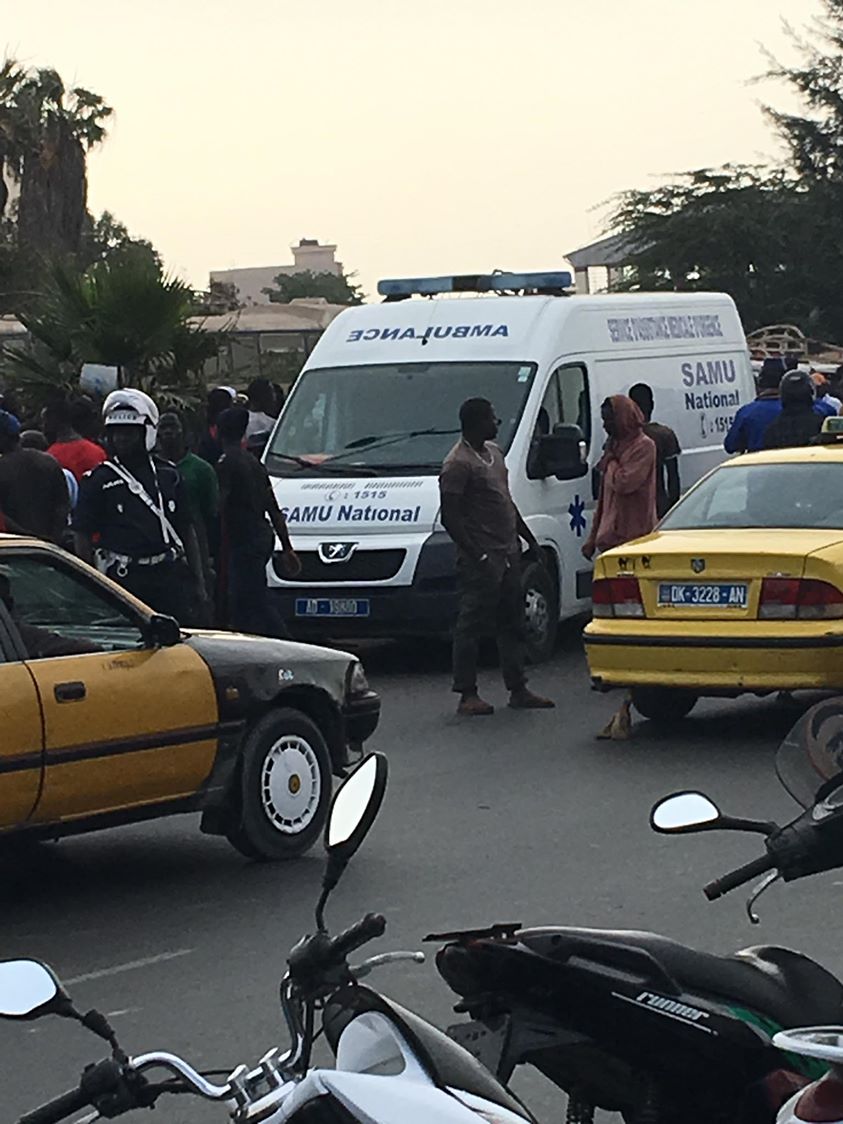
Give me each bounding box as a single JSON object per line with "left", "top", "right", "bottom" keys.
{"left": 263, "top": 272, "right": 754, "bottom": 660}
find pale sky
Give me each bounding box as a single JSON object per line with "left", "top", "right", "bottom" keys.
{"left": 4, "top": 0, "right": 825, "bottom": 294}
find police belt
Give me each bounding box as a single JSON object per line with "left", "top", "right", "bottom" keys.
{"left": 95, "top": 547, "right": 183, "bottom": 579}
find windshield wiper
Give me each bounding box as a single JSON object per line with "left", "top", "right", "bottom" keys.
{"left": 324, "top": 427, "right": 459, "bottom": 464}
{"left": 268, "top": 452, "right": 376, "bottom": 477}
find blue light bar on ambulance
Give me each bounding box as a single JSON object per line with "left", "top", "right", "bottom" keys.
{"left": 377, "top": 271, "right": 573, "bottom": 299}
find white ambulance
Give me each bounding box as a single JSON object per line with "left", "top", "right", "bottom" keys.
{"left": 264, "top": 272, "right": 754, "bottom": 660}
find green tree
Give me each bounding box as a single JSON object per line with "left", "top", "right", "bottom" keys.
{"left": 80, "top": 210, "right": 161, "bottom": 271}
{"left": 263, "top": 268, "right": 364, "bottom": 305}
{"left": 2, "top": 255, "right": 218, "bottom": 409}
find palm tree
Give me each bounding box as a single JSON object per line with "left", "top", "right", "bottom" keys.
{"left": 13, "top": 67, "right": 112, "bottom": 256}
{"left": 3, "top": 255, "right": 219, "bottom": 409}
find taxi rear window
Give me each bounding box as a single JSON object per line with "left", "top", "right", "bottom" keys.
{"left": 661, "top": 463, "right": 843, "bottom": 530}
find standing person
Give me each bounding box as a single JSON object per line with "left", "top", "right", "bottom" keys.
{"left": 763, "top": 370, "right": 823, "bottom": 449}
{"left": 724, "top": 358, "right": 785, "bottom": 453}
{"left": 157, "top": 411, "right": 218, "bottom": 605}
{"left": 246, "top": 377, "right": 279, "bottom": 442}
{"left": 197, "top": 386, "right": 236, "bottom": 467}
{"left": 812, "top": 372, "right": 841, "bottom": 415}
{"left": 0, "top": 411, "right": 69, "bottom": 542}
{"left": 72, "top": 390, "right": 207, "bottom": 622}
{"left": 43, "top": 397, "right": 107, "bottom": 482}
{"left": 628, "top": 382, "right": 681, "bottom": 518}
{"left": 21, "top": 429, "right": 78, "bottom": 516}
{"left": 439, "top": 397, "right": 554, "bottom": 717}
{"left": 582, "top": 396, "right": 657, "bottom": 561}
{"left": 216, "top": 405, "right": 299, "bottom": 637}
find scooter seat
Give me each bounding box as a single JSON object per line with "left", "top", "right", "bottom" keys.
{"left": 518, "top": 927, "right": 843, "bottom": 1029}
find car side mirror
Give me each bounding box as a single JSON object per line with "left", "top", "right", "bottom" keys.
{"left": 0, "top": 959, "right": 69, "bottom": 1021}
{"left": 146, "top": 614, "right": 181, "bottom": 648}
{"left": 534, "top": 425, "right": 588, "bottom": 480}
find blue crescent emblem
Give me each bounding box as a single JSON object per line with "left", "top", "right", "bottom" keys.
{"left": 568, "top": 494, "right": 587, "bottom": 537}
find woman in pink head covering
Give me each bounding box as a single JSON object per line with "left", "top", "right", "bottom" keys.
{"left": 582, "top": 395, "right": 657, "bottom": 560}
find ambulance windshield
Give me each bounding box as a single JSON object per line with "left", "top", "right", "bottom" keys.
{"left": 266, "top": 361, "right": 537, "bottom": 476}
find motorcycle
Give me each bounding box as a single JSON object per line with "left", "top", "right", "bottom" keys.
{"left": 2, "top": 753, "right": 534, "bottom": 1124}
{"left": 433, "top": 698, "right": 843, "bottom": 1124}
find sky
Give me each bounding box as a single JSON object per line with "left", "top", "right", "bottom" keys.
{"left": 3, "top": 0, "right": 826, "bottom": 295}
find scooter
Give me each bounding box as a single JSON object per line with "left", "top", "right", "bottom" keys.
{"left": 433, "top": 698, "right": 843, "bottom": 1124}
{"left": 2, "top": 753, "right": 534, "bottom": 1124}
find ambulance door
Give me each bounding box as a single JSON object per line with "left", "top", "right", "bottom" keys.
{"left": 526, "top": 362, "right": 593, "bottom": 610}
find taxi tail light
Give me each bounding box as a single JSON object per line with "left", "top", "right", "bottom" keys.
{"left": 592, "top": 577, "right": 644, "bottom": 619}
{"left": 759, "top": 578, "right": 843, "bottom": 620}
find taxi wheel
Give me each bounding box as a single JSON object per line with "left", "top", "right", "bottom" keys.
{"left": 523, "top": 560, "right": 558, "bottom": 664}
{"left": 226, "top": 708, "right": 332, "bottom": 861}
{"left": 630, "top": 687, "right": 698, "bottom": 723}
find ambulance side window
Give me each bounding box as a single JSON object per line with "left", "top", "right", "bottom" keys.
{"left": 556, "top": 364, "right": 591, "bottom": 451}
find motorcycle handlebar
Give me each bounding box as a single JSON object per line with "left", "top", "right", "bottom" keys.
{"left": 18, "top": 1085, "right": 90, "bottom": 1124}
{"left": 704, "top": 853, "right": 775, "bottom": 900}
{"left": 326, "top": 913, "right": 386, "bottom": 961}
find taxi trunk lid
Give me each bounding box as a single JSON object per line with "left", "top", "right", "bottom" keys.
{"left": 606, "top": 529, "right": 843, "bottom": 621}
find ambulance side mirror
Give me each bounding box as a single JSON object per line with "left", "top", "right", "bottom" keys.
{"left": 534, "top": 425, "right": 588, "bottom": 480}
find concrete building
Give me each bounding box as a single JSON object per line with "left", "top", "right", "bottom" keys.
{"left": 566, "top": 234, "right": 637, "bottom": 294}
{"left": 210, "top": 238, "right": 343, "bottom": 307}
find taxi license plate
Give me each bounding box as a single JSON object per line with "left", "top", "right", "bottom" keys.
{"left": 295, "top": 598, "right": 370, "bottom": 618}
{"left": 658, "top": 583, "right": 748, "bottom": 608}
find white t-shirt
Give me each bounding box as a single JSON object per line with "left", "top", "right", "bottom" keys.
{"left": 246, "top": 410, "right": 275, "bottom": 438}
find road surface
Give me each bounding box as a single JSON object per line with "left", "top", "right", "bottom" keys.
{"left": 3, "top": 629, "right": 842, "bottom": 1122}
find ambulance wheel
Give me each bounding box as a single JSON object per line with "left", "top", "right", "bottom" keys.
{"left": 630, "top": 687, "right": 698, "bottom": 723}
{"left": 225, "top": 708, "right": 332, "bottom": 860}
{"left": 523, "top": 560, "right": 558, "bottom": 664}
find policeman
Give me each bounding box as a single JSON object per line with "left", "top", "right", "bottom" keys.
{"left": 72, "top": 389, "right": 207, "bottom": 622}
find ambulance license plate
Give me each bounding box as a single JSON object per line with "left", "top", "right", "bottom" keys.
{"left": 657, "top": 583, "right": 748, "bottom": 608}
{"left": 295, "top": 598, "right": 370, "bottom": 618}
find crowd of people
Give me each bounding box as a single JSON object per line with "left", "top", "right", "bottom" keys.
{"left": 725, "top": 357, "right": 843, "bottom": 453}
{"left": 0, "top": 377, "right": 297, "bottom": 635}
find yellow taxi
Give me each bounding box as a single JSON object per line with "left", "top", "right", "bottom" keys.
{"left": 0, "top": 536, "right": 380, "bottom": 858}
{"left": 584, "top": 439, "right": 843, "bottom": 722}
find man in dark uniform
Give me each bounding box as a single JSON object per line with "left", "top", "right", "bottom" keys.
{"left": 72, "top": 389, "right": 207, "bottom": 623}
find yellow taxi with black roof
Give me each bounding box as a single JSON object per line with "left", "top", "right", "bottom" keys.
{"left": 584, "top": 421, "right": 843, "bottom": 721}
{"left": 0, "top": 535, "right": 380, "bottom": 858}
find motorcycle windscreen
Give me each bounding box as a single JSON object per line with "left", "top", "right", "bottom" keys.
{"left": 776, "top": 698, "right": 843, "bottom": 808}
{"left": 335, "top": 1010, "right": 433, "bottom": 1081}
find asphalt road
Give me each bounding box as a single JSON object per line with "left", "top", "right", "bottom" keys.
{"left": 4, "top": 628, "right": 843, "bottom": 1123}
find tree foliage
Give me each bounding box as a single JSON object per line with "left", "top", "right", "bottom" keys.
{"left": 2, "top": 256, "right": 218, "bottom": 409}
{"left": 264, "top": 269, "right": 364, "bottom": 305}
{"left": 608, "top": 0, "right": 843, "bottom": 340}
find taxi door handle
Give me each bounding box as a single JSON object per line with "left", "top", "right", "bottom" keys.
{"left": 54, "top": 681, "right": 86, "bottom": 703}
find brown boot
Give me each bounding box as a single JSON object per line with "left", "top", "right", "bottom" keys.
{"left": 457, "top": 694, "right": 495, "bottom": 717}
{"left": 508, "top": 688, "right": 555, "bottom": 710}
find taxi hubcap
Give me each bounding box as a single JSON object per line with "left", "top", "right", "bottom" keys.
{"left": 260, "top": 736, "right": 321, "bottom": 834}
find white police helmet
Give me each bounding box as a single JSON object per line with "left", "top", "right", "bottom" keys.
{"left": 102, "top": 389, "right": 160, "bottom": 452}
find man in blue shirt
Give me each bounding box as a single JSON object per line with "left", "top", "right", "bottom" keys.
{"left": 724, "top": 359, "right": 785, "bottom": 454}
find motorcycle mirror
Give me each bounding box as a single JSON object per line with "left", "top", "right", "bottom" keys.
{"left": 315, "top": 753, "right": 388, "bottom": 931}
{"left": 325, "top": 752, "right": 388, "bottom": 860}
{"left": 651, "top": 791, "right": 722, "bottom": 834}
{"left": 0, "top": 959, "right": 69, "bottom": 1020}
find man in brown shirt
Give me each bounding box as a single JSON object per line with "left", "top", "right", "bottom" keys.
{"left": 439, "top": 397, "right": 554, "bottom": 716}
